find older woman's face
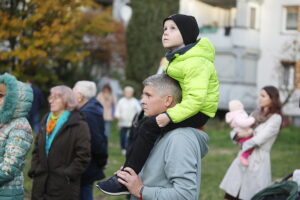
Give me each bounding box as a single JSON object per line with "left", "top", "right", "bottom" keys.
{"left": 48, "top": 93, "right": 65, "bottom": 114}
{"left": 259, "top": 89, "right": 272, "bottom": 109}
{"left": 0, "top": 84, "right": 6, "bottom": 108}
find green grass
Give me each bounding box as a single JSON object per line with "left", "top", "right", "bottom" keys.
{"left": 23, "top": 119, "right": 300, "bottom": 200}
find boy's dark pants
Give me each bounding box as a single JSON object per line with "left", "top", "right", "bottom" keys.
{"left": 124, "top": 111, "right": 209, "bottom": 174}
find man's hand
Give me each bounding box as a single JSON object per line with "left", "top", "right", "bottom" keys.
{"left": 117, "top": 167, "right": 144, "bottom": 197}
{"left": 156, "top": 113, "right": 171, "bottom": 127}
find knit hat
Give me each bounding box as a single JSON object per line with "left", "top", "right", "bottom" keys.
{"left": 163, "top": 14, "right": 199, "bottom": 45}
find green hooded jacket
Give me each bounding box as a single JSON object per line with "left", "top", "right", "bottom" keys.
{"left": 0, "top": 73, "right": 33, "bottom": 200}
{"left": 165, "top": 37, "right": 219, "bottom": 122}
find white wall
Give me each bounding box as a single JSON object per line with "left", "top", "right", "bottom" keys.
{"left": 258, "top": 0, "right": 300, "bottom": 116}
{"left": 180, "top": 0, "right": 232, "bottom": 27}
{"left": 258, "top": 0, "right": 300, "bottom": 85}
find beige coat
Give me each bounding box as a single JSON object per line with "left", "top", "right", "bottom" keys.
{"left": 97, "top": 92, "right": 117, "bottom": 121}
{"left": 220, "top": 114, "right": 282, "bottom": 200}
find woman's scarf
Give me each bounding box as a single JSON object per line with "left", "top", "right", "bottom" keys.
{"left": 45, "top": 111, "right": 70, "bottom": 156}
{"left": 251, "top": 109, "right": 272, "bottom": 129}
{"left": 47, "top": 112, "right": 64, "bottom": 135}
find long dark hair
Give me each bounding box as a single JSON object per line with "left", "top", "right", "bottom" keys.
{"left": 102, "top": 84, "right": 112, "bottom": 93}
{"left": 252, "top": 86, "right": 282, "bottom": 129}
{"left": 262, "top": 86, "right": 282, "bottom": 117}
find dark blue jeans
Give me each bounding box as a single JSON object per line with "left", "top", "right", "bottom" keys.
{"left": 120, "top": 127, "right": 130, "bottom": 150}
{"left": 104, "top": 121, "right": 112, "bottom": 137}
{"left": 80, "top": 183, "right": 93, "bottom": 200}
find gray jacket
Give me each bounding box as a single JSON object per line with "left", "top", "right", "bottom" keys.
{"left": 131, "top": 127, "right": 209, "bottom": 200}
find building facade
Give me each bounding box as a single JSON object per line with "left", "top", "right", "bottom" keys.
{"left": 180, "top": 0, "right": 300, "bottom": 124}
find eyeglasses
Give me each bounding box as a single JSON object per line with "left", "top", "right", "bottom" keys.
{"left": 48, "top": 95, "right": 61, "bottom": 101}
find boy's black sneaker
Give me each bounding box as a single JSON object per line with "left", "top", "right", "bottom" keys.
{"left": 96, "top": 175, "right": 130, "bottom": 196}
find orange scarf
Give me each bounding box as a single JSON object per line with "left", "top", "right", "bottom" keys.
{"left": 46, "top": 112, "right": 63, "bottom": 135}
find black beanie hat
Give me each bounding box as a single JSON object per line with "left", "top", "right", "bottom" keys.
{"left": 163, "top": 14, "right": 199, "bottom": 45}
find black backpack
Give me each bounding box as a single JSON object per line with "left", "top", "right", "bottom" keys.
{"left": 251, "top": 175, "right": 299, "bottom": 200}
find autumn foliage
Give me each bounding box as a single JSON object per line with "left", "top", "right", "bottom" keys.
{"left": 0, "top": 0, "right": 123, "bottom": 88}
{"left": 125, "top": 0, "right": 179, "bottom": 94}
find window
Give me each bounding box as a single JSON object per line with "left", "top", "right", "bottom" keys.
{"left": 296, "top": 61, "right": 300, "bottom": 89}
{"left": 249, "top": 7, "right": 256, "bottom": 29}
{"left": 281, "top": 60, "right": 296, "bottom": 90}
{"left": 283, "top": 6, "right": 299, "bottom": 31}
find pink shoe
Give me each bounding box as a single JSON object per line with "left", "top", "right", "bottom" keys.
{"left": 240, "top": 156, "right": 249, "bottom": 166}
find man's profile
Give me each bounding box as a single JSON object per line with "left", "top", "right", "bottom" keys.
{"left": 117, "top": 74, "right": 209, "bottom": 200}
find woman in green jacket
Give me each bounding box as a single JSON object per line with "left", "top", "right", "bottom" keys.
{"left": 0, "top": 73, "right": 33, "bottom": 200}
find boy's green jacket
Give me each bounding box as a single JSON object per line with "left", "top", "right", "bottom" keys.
{"left": 165, "top": 37, "right": 219, "bottom": 123}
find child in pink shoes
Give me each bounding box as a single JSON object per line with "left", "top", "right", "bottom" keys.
{"left": 226, "top": 100, "right": 255, "bottom": 166}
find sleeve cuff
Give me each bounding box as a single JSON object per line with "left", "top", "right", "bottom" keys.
{"left": 164, "top": 112, "right": 173, "bottom": 123}
{"left": 141, "top": 186, "right": 156, "bottom": 200}
{"left": 230, "top": 130, "right": 237, "bottom": 141}
{"left": 242, "top": 139, "right": 256, "bottom": 152}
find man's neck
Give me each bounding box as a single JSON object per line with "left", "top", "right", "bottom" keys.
{"left": 78, "top": 99, "right": 88, "bottom": 108}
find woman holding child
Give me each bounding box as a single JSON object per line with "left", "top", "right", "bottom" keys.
{"left": 220, "top": 86, "right": 283, "bottom": 200}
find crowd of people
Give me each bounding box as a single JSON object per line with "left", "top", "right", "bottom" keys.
{"left": 0, "top": 12, "right": 298, "bottom": 200}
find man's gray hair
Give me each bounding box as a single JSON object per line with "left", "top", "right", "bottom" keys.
{"left": 143, "top": 74, "right": 182, "bottom": 104}
{"left": 74, "top": 80, "right": 97, "bottom": 100}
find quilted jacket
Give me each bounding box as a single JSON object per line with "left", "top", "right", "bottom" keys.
{"left": 0, "top": 73, "right": 33, "bottom": 200}
{"left": 165, "top": 37, "right": 219, "bottom": 122}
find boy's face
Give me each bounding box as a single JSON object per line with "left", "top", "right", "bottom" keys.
{"left": 162, "top": 20, "right": 185, "bottom": 51}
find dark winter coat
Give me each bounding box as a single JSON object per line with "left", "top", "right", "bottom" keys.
{"left": 79, "top": 97, "right": 108, "bottom": 184}
{"left": 28, "top": 111, "right": 91, "bottom": 200}
{"left": 28, "top": 85, "right": 44, "bottom": 118}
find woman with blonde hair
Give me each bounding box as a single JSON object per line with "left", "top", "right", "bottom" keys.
{"left": 29, "top": 85, "right": 91, "bottom": 200}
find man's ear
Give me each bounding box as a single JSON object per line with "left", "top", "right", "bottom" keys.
{"left": 164, "top": 95, "right": 174, "bottom": 107}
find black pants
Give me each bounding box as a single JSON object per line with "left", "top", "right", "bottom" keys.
{"left": 124, "top": 112, "right": 209, "bottom": 173}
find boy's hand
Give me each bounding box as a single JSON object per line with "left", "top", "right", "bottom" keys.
{"left": 156, "top": 113, "right": 170, "bottom": 127}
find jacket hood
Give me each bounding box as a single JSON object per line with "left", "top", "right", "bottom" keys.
{"left": 0, "top": 73, "right": 33, "bottom": 123}
{"left": 195, "top": 129, "right": 209, "bottom": 158}
{"left": 177, "top": 37, "right": 215, "bottom": 63}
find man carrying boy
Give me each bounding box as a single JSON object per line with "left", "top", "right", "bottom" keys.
{"left": 97, "top": 13, "right": 217, "bottom": 196}
{"left": 116, "top": 74, "right": 209, "bottom": 200}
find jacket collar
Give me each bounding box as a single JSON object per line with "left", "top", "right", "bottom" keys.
{"left": 41, "top": 110, "right": 83, "bottom": 130}
{"left": 165, "top": 40, "right": 198, "bottom": 62}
